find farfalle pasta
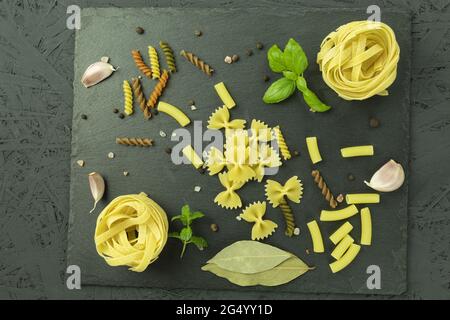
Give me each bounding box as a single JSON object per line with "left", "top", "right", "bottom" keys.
{"left": 206, "top": 147, "right": 227, "bottom": 176}
{"left": 249, "top": 119, "right": 273, "bottom": 145}
{"left": 214, "top": 172, "right": 245, "bottom": 209}
{"left": 240, "top": 202, "right": 278, "bottom": 241}
{"left": 265, "top": 176, "right": 303, "bottom": 207}
{"left": 224, "top": 131, "right": 256, "bottom": 183}
{"left": 207, "top": 106, "right": 246, "bottom": 131}
{"left": 253, "top": 144, "right": 282, "bottom": 182}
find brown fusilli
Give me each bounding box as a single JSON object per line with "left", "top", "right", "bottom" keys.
{"left": 180, "top": 50, "right": 214, "bottom": 76}
{"left": 131, "top": 50, "right": 152, "bottom": 78}
{"left": 116, "top": 137, "right": 154, "bottom": 147}
{"left": 147, "top": 70, "right": 170, "bottom": 109}
{"left": 131, "top": 78, "right": 151, "bottom": 120}
{"left": 311, "top": 170, "right": 337, "bottom": 209}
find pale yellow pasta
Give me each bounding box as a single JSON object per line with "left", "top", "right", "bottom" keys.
{"left": 346, "top": 193, "right": 380, "bottom": 204}
{"left": 207, "top": 106, "right": 246, "bottom": 130}
{"left": 329, "top": 244, "right": 361, "bottom": 273}
{"left": 360, "top": 207, "right": 372, "bottom": 246}
{"left": 331, "top": 234, "right": 354, "bottom": 260}
{"left": 249, "top": 119, "right": 272, "bottom": 144}
{"left": 182, "top": 145, "right": 204, "bottom": 169}
{"left": 340, "top": 145, "right": 374, "bottom": 158}
{"left": 329, "top": 221, "right": 353, "bottom": 245}
{"left": 214, "top": 172, "right": 245, "bottom": 209}
{"left": 306, "top": 137, "right": 322, "bottom": 164}
{"left": 307, "top": 220, "right": 325, "bottom": 253}
{"left": 252, "top": 144, "right": 282, "bottom": 182}
{"left": 224, "top": 131, "right": 256, "bottom": 183}
{"left": 265, "top": 176, "right": 303, "bottom": 208}
{"left": 215, "top": 82, "right": 236, "bottom": 109}
{"left": 320, "top": 205, "right": 358, "bottom": 222}
{"left": 157, "top": 101, "right": 191, "bottom": 127}
{"left": 206, "top": 147, "right": 226, "bottom": 175}
{"left": 240, "top": 201, "right": 278, "bottom": 241}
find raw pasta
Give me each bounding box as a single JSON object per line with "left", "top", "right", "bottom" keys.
{"left": 131, "top": 77, "right": 151, "bottom": 119}
{"left": 360, "top": 207, "right": 372, "bottom": 245}
{"left": 341, "top": 145, "right": 374, "bottom": 158}
{"left": 329, "top": 244, "right": 361, "bottom": 273}
{"left": 148, "top": 46, "right": 161, "bottom": 79}
{"left": 240, "top": 202, "right": 278, "bottom": 241}
{"left": 207, "top": 106, "right": 246, "bottom": 131}
{"left": 123, "top": 80, "right": 133, "bottom": 116}
{"left": 279, "top": 198, "right": 296, "bottom": 237}
{"left": 206, "top": 147, "right": 227, "bottom": 176}
{"left": 320, "top": 205, "right": 358, "bottom": 221}
{"left": 94, "top": 193, "right": 168, "bottom": 272}
{"left": 329, "top": 221, "right": 353, "bottom": 245}
{"left": 331, "top": 235, "right": 354, "bottom": 260}
{"left": 306, "top": 137, "right": 322, "bottom": 164}
{"left": 180, "top": 49, "right": 214, "bottom": 76}
{"left": 265, "top": 176, "right": 303, "bottom": 208}
{"left": 131, "top": 50, "right": 152, "bottom": 78}
{"left": 159, "top": 41, "right": 177, "bottom": 73}
{"left": 346, "top": 193, "right": 380, "bottom": 204}
{"left": 147, "top": 70, "right": 170, "bottom": 108}
{"left": 317, "top": 21, "right": 400, "bottom": 101}
{"left": 252, "top": 144, "right": 282, "bottom": 182}
{"left": 311, "top": 170, "right": 337, "bottom": 209}
{"left": 215, "top": 82, "right": 236, "bottom": 109}
{"left": 307, "top": 220, "right": 325, "bottom": 253}
{"left": 182, "top": 145, "right": 204, "bottom": 169}
{"left": 157, "top": 101, "right": 191, "bottom": 127}
{"left": 273, "top": 126, "right": 291, "bottom": 161}
{"left": 249, "top": 119, "right": 273, "bottom": 144}
{"left": 116, "top": 137, "right": 153, "bottom": 147}
{"left": 225, "top": 131, "right": 256, "bottom": 183}
{"left": 214, "top": 172, "right": 245, "bottom": 209}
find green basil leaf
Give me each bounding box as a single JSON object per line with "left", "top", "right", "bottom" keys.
{"left": 283, "top": 71, "right": 298, "bottom": 81}
{"left": 267, "top": 44, "right": 286, "bottom": 73}
{"left": 283, "top": 38, "right": 308, "bottom": 75}
{"left": 296, "top": 76, "right": 308, "bottom": 92}
{"left": 263, "top": 77, "right": 296, "bottom": 104}
{"left": 180, "top": 227, "right": 193, "bottom": 241}
{"left": 190, "top": 236, "right": 208, "bottom": 250}
{"left": 302, "top": 88, "right": 331, "bottom": 112}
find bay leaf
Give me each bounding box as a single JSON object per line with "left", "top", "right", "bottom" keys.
{"left": 207, "top": 240, "right": 292, "bottom": 274}
{"left": 202, "top": 256, "right": 314, "bottom": 287}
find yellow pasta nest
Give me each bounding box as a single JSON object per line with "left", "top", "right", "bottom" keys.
{"left": 317, "top": 20, "right": 400, "bottom": 101}
{"left": 94, "top": 193, "right": 169, "bottom": 272}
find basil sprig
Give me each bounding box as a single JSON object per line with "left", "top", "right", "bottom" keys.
{"left": 263, "top": 38, "right": 331, "bottom": 112}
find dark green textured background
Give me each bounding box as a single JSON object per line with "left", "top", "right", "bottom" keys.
{"left": 0, "top": 0, "right": 449, "bottom": 300}
{"left": 68, "top": 7, "right": 410, "bottom": 295}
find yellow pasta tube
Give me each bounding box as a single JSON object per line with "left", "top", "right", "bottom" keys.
{"left": 329, "top": 221, "right": 353, "bottom": 245}
{"left": 346, "top": 193, "right": 380, "bottom": 204}
{"left": 182, "top": 145, "right": 204, "bottom": 169}
{"left": 340, "top": 145, "right": 374, "bottom": 158}
{"left": 215, "top": 82, "right": 236, "bottom": 109}
{"left": 157, "top": 101, "right": 191, "bottom": 127}
{"left": 306, "top": 137, "right": 322, "bottom": 164}
{"left": 329, "top": 244, "right": 361, "bottom": 273}
{"left": 320, "top": 205, "right": 358, "bottom": 222}
{"left": 307, "top": 220, "right": 324, "bottom": 253}
{"left": 360, "top": 207, "right": 372, "bottom": 246}
{"left": 331, "top": 235, "right": 354, "bottom": 260}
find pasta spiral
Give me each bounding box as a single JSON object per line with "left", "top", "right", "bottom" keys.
{"left": 94, "top": 193, "right": 169, "bottom": 272}
{"left": 148, "top": 46, "right": 161, "bottom": 79}
{"left": 311, "top": 170, "right": 337, "bottom": 209}
{"left": 131, "top": 50, "right": 152, "bottom": 78}
{"left": 116, "top": 137, "right": 154, "bottom": 147}
{"left": 131, "top": 78, "right": 151, "bottom": 119}
{"left": 123, "top": 80, "right": 133, "bottom": 116}
{"left": 317, "top": 20, "right": 400, "bottom": 101}
{"left": 159, "top": 41, "right": 177, "bottom": 73}
{"left": 273, "top": 126, "right": 291, "bottom": 161}
{"left": 147, "top": 70, "right": 170, "bottom": 109}
{"left": 180, "top": 50, "right": 214, "bottom": 76}
{"left": 279, "top": 198, "right": 296, "bottom": 237}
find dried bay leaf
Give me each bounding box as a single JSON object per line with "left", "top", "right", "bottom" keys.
{"left": 202, "top": 256, "right": 314, "bottom": 287}
{"left": 207, "top": 240, "right": 292, "bottom": 274}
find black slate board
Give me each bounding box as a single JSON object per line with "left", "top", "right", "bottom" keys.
{"left": 68, "top": 7, "right": 411, "bottom": 294}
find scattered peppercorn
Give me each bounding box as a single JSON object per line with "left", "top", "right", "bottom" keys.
{"left": 153, "top": 109, "right": 159, "bottom": 115}
{"left": 263, "top": 75, "right": 270, "bottom": 82}
{"left": 113, "top": 108, "right": 119, "bottom": 114}
{"left": 136, "top": 27, "right": 145, "bottom": 34}
{"left": 256, "top": 42, "right": 264, "bottom": 50}
{"left": 347, "top": 173, "right": 355, "bottom": 181}
{"left": 210, "top": 224, "right": 219, "bottom": 232}
{"left": 232, "top": 54, "right": 239, "bottom": 62}
{"left": 165, "top": 147, "right": 172, "bottom": 155}
{"left": 118, "top": 113, "right": 125, "bottom": 119}
{"left": 188, "top": 100, "right": 195, "bottom": 106}
{"left": 369, "top": 117, "right": 380, "bottom": 128}
{"left": 194, "top": 30, "right": 202, "bottom": 37}
{"left": 81, "top": 114, "right": 88, "bottom": 120}
{"left": 198, "top": 167, "right": 206, "bottom": 174}
{"left": 294, "top": 150, "right": 300, "bottom": 157}
{"left": 246, "top": 49, "right": 253, "bottom": 56}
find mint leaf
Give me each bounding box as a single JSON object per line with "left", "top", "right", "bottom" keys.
{"left": 171, "top": 215, "right": 182, "bottom": 222}
{"left": 168, "top": 232, "right": 181, "bottom": 240}
{"left": 296, "top": 76, "right": 308, "bottom": 92}
{"left": 268, "top": 44, "right": 286, "bottom": 73}
{"left": 190, "top": 211, "right": 205, "bottom": 221}
{"left": 181, "top": 205, "right": 191, "bottom": 225}
{"left": 283, "top": 71, "right": 298, "bottom": 81}
{"left": 190, "top": 236, "right": 208, "bottom": 250}
{"left": 263, "top": 77, "right": 296, "bottom": 104}
{"left": 283, "top": 38, "right": 308, "bottom": 75}
{"left": 180, "top": 227, "right": 193, "bottom": 241}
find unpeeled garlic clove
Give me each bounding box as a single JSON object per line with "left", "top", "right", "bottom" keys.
{"left": 81, "top": 58, "right": 116, "bottom": 88}
{"left": 364, "top": 160, "right": 405, "bottom": 192}
{"left": 88, "top": 172, "right": 105, "bottom": 213}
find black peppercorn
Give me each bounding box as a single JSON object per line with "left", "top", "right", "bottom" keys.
{"left": 264, "top": 75, "right": 270, "bottom": 82}
{"left": 246, "top": 49, "right": 253, "bottom": 56}
{"left": 294, "top": 150, "right": 300, "bottom": 157}
{"left": 188, "top": 100, "right": 195, "bottom": 106}
{"left": 118, "top": 113, "right": 125, "bottom": 119}
{"left": 347, "top": 173, "right": 355, "bottom": 181}
{"left": 113, "top": 108, "right": 119, "bottom": 114}
{"left": 136, "top": 27, "right": 144, "bottom": 34}
{"left": 153, "top": 109, "right": 159, "bottom": 115}
{"left": 256, "top": 42, "right": 264, "bottom": 50}
{"left": 194, "top": 30, "right": 202, "bottom": 37}
{"left": 198, "top": 167, "right": 206, "bottom": 174}
{"left": 210, "top": 224, "right": 219, "bottom": 232}
{"left": 165, "top": 148, "right": 172, "bottom": 155}
{"left": 369, "top": 117, "right": 380, "bottom": 128}
{"left": 232, "top": 54, "right": 239, "bottom": 62}
{"left": 81, "top": 114, "right": 87, "bottom": 120}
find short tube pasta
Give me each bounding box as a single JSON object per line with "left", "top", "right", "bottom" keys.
{"left": 331, "top": 235, "right": 354, "bottom": 260}
{"left": 306, "top": 137, "right": 322, "bottom": 164}
{"left": 182, "top": 145, "right": 204, "bottom": 169}
{"left": 340, "top": 145, "right": 374, "bottom": 158}
{"left": 320, "top": 205, "right": 358, "bottom": 222}
{"left": 215, "top": 82, "right": 236, "bottom": 109}
{"left": 360, "top": 207, "right": 372, "bottom": 245}
{"left": 329, "top": 221, "right": 353, "bottom": 245}
{"left": 346, "top": 193, "right": 380, "bottom": 204}
{"left": 307, "top": 220, "right": 325, "bottom": 253}
{"left": 157, "top": 101, "right": 191, "bottom": 127}
{"left": 329, "top": 244, "right": 361, "bottom": 273}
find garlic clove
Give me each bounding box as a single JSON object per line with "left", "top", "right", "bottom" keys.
{"left": 81, "top": 61, "right": 116, "bottom": 88}
{"left": 364, "top": 160, "right": 405, "bottom": 192}
{"left": 88, "top": 172, "right": 105, "bottom": 213}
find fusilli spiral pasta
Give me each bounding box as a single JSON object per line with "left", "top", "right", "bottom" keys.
{"left": 131, "top": 77, "right": 151, "bottom": 119}
{"left": 116, "top": 137, "right": 154, "bottom": 147}
{"left": 148, "top": 46, "right": 161, "bottom": 80}
{"left": 273, "top": 126, "right": 291, "bottom": 161}
{"left": 279, "top": 198, "right": 296, "bottom": 237}
{"left": 180, "top": 50, "right": 214, "bottom": 76}
{"left": 131, "top": 50, "right": 152, "bottom": 78}
{"left": 147, "top": 70, "right": 170, "bottom": 109}
{"left": 311, "top": 170, "right": 337, "bottom": 209}
{"left": 123, "top": 80, "right": 133, "bottom": 116}
{"left": 159, "top": 41, "right": 177, "bottom": 73}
